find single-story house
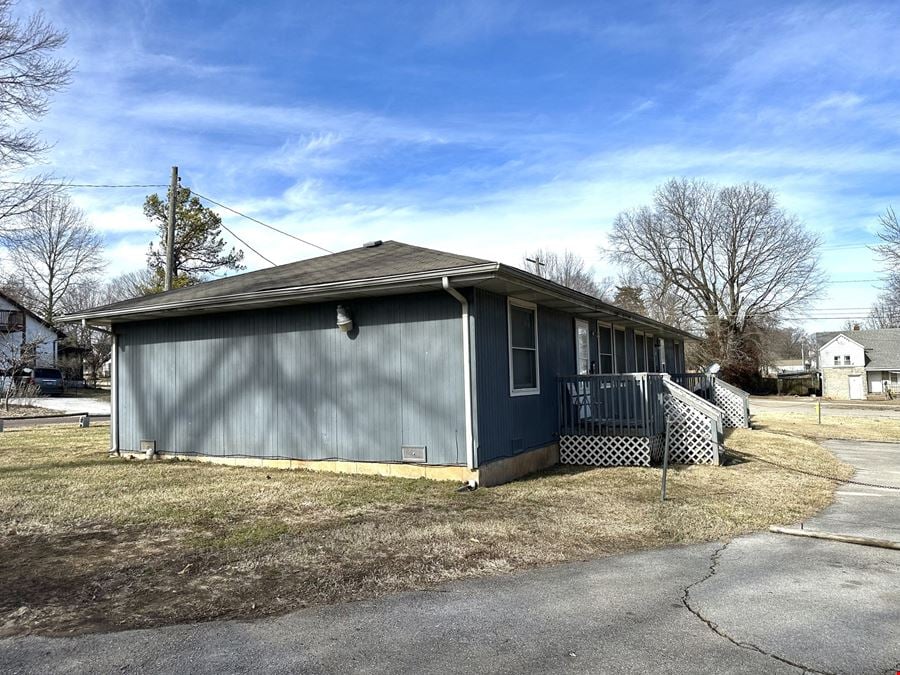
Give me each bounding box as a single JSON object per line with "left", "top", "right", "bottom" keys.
{"left": 0, "top": 291, "right": 63, "bottom": 369}
{"left": 64, "top": 241, "right": 698, "bottom": 485}
{"left": 816, "top": 328, "right": 900, "bottom": 400}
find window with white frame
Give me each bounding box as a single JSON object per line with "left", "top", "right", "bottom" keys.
{"left": 508, "top": 299, "right": 539, "bottom": 394}
{"left": 575, "top": 319, "right": 590, "bottom": 375}
{"left": 833, "top": 355, "right": 840, "bottom": 366}
{"left": 844, "top": 355, "right": 851, "bottom": 365}
{"left": 598, "top": 322, "right": 613, "bottom": 373}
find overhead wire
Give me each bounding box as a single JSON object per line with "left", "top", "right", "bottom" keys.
{"left": 217, "top": 222, "right": 277, "bottom": 266}
{"left": 0, "top": 178, "right": 334, "bottom": 261}
{"left": 188, "top": 189, "right": 334, "bottom": 255}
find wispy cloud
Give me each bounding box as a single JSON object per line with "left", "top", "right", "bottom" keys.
{"left": 6, "top": 0, "right": 898, "bottom": 329}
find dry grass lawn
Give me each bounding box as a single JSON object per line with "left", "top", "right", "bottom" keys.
{"left": 754, "top": 411, "right": 900, "bottom": 442}
{"left": 0, "top": 422, "right": 850, "bottom": 637}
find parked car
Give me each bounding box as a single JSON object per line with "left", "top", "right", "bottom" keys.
{"left": 25, "top": 367, "right": 65, "bottom": 395}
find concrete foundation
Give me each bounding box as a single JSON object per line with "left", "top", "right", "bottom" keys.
{"left": 119, "top": 442, "right": 560, "bottom": 487}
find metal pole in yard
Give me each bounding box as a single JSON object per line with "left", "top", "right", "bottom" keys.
{"left": 165, "top": 166, "right": 178, "bottom": 291}
{"left": 661, "top": 413, "right": 671, "bottom": 502}
{"left": 816, "top": 400, "right": 822, "bottom": 425}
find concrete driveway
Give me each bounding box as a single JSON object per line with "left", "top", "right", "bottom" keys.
{"left": 751, "top": 396, "right": 900, "bottom": 420}
{"left": 2, "top": 443, "right": 898, "bottom": 674}
{"left": 8, "top": 396, "right": 111, "bottom": 416}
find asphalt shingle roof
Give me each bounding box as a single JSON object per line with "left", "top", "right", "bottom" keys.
{"left": 88, "top": 240, "right": 491, "bottom": 317}
{"left": 817, "top": 328, "right": 900, "bottom": 370}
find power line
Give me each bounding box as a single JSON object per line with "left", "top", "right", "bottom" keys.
{"left": 0, "top": 180, "right": 168, "bottom": 188}
{"left": 189, "top": 190, "right": 333, "bottom": 255}
{"left": 218, "top": 221, "right": 277, "bottom": 266}
{"left": 827, "top": 279, "right": 885, "bottom": 284}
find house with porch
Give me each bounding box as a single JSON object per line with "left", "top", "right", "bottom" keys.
{"left": 64, "top": 241, "right": 748, "bottom": 485}
{"left": 816, "top": 328, "right": 900, "bottom": 400}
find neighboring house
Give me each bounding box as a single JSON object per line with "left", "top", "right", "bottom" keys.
{"left": 0, "top": 291, "right": 62, "bottom": 369}
{"left": 815, "top": 328, "right": 900, "bottom": 400}
{"left": 65, "top": 241, "right": 697, "bottom": 485}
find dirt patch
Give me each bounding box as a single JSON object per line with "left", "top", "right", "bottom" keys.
{"left": 0, "top": 423, "right": 851, "bottom": 636}
{"left": 0, "top": 404, "right": 62, "bottom": 419}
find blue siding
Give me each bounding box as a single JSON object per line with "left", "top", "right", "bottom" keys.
{"left": 116, "top": 292, "right": 467, "bottom": 465}
{"left": 473, "top": 289, "right": 575, "bottom": 464}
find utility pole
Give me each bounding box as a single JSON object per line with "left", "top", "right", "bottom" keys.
{"left": 164, "top": 166, "right": 178, "bottom": 291}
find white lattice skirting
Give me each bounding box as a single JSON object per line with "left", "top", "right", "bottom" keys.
{"left": 713, "top": 382, "right": 750, "bottom": 428}
{"left": 560, "top": 434, "right": 664, "bottom": 467}
{"left": 664, "top": 396, "right": 719, "bottom": 464}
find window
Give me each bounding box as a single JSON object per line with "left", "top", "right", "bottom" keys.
{"left": 598, "top": 323, "right": 613, "bottom": 373}
{"left": 844, "top": 355, "right": 851, "bottom": 365}
{"left": 833, "top": 356, "right": 841, "bottom": 366}
{"left": 575, "top": 319, "right": 590, "bottom": 375}
{"left": 508, "top": 299, "right": 539, "bottom": 395}
{"left": 0, "top": 309, "right": 23, "bottom": 333}
{"left": 635, "top": 333, "right": 646, "bottom": 371}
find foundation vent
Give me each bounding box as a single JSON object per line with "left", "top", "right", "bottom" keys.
{"left": 401, "top": 445, "right": 426, "bottom": 463}
{"left": 140, "top": 440, "right": 156, "bottom": 458}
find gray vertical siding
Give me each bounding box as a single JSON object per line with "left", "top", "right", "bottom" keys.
{"left": 116, "top": 292, "right": 467, "bottom": 465}
{"left": 473, "top": 289, "right": 575, "bottom": 464}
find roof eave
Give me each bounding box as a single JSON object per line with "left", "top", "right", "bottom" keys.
{"left": 494, "top": 265, "right": 701, "bottom": 341}
{"left": 61, "top": 261, "right": 698, "bottom": 341}
{"left": 59, "top": 263, "right": 502, "bottom": 325}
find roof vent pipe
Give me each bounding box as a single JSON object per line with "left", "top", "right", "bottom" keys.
{"left": 363, "top": 240, "right": 383, "bottom": 248}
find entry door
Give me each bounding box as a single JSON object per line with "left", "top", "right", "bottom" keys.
{"left": 848, "top": 375, "right": 865, "bottom": 400}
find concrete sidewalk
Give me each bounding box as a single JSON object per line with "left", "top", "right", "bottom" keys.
{"left": 1, "top": 443, "right": 898, "bottom": 674}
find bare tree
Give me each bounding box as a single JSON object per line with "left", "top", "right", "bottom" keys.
{"left": 868, "top": 208, "right": 900, "bottom": 329}
{"left": 867, "top": 277, "right": 900, "bottom": 329}
{"left": 523, "top": 249, "right": 610, "bottom": 299}
{"left": 59, "top": 280, "right": 112, "bottom": 386}
{"left": 873, "top": 207, "right": 900, "bottom": 268}
{"left": 608, "top": 179, "right": 825, "bottom": 384}
{"left": 614, "top": 268, "right": 693, "bottom": 329}
{"left": 106, "top": 269, "right": 156, "bottom": 301}
{"left": 5, "top": 194, "right": 105, "bottom": 325}
{"left": 0, "top": 2, "right": 72, "bottom": 232}
{"left": 0, "top": 334, "right": 45, "bottom": 410}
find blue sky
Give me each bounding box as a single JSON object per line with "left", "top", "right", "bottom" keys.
{"left": 16, "top": 0, "right": 900, "bottom": 329}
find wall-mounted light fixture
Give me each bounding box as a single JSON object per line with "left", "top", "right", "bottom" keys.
{"left": 336, "top": 305, "right": 354, "bottom": 332}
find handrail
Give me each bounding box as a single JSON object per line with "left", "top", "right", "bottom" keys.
{"left": 715, "top": 378, "right": 750, "bottom": 401}
{"left": 663, "top": 378, "right": 723, "bottom": 419}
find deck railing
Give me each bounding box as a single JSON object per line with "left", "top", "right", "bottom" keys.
{"left": 670, "top": 373, "right": 715, "bottom": 401}
{"left": 558, "top": 373, "right": 666, "bottom": 438}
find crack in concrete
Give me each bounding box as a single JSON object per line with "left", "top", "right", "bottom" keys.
{"left": 681, "top": 542, "right": 837, "bottom": 675}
